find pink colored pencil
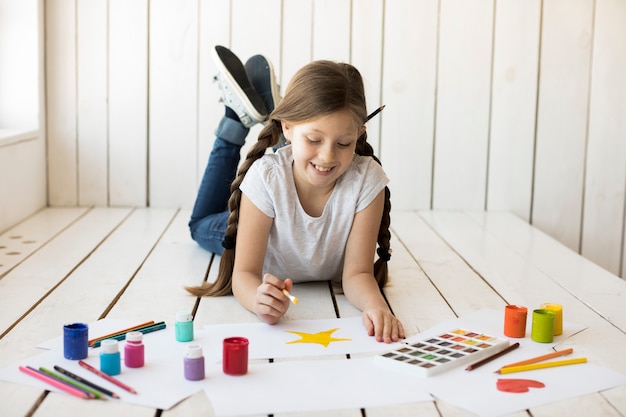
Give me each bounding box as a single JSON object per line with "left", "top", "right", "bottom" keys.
{"left": 19, "top": 366, "right": 93, "bottom": 399}
{"left": 78, "top": 360, "right": 138, "bottom": 394}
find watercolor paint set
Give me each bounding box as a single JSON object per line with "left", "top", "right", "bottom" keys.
{"left": 375, "top": 328, "right": 510, "bottom": 377}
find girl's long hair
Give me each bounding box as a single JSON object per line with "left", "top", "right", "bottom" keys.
{"left": 186, "top": 60, "right": 391, "bottom": 297}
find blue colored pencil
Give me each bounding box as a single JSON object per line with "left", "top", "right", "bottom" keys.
{"left": 91, "top": 321, "right": 166, "bottom": 347}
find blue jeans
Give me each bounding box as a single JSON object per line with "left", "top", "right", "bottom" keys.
{"left": 188, "top": 117, "right": 249, "bottom": 254}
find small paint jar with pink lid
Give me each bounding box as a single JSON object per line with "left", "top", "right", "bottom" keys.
{"left": 124, "top": 331, "right": 145, "bottom": 368}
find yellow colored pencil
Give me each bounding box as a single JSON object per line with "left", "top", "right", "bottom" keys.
{"left": 498, "top": 347, "right": 573, "bottom": 370}
{"left": 498, "top": 357, "right": 587, "bottom": 374}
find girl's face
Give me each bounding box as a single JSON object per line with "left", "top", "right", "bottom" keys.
{"left": 282, "top": 108, "right": 364, "bottom": 191}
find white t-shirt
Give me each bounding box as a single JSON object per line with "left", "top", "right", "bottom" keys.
{"left": 239, "top": 145, "right": 389, "bottom": 284}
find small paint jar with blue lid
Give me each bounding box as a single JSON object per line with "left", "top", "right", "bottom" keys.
{"left": 175, "top": 311, "right": 194, "bottom": 342}
{"left": 99, "top": 339, "right": 121, "bottom": 375}
{"left": 183, "top": 344, "right": 205, "bottom": 381}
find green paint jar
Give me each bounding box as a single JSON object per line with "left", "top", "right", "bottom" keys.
{"left": 175, "top": 311, "right": 194, "bottom": 342}
{"left": 531, "top": 309, "right": 556, "bottom": 343}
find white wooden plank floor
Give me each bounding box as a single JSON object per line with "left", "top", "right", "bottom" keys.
{"left": 0, "top": 207, "right": 624, "bottom": 417}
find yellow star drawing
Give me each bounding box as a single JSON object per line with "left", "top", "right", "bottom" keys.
{"left": 285, "top": 328, "right": 351, "bottom": 347}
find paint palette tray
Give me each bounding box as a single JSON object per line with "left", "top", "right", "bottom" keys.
{"left": 375, "top": 329, "right": 509, "bottom": 377}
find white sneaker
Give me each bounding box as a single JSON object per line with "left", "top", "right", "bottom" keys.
{"left": 211, "top": 46, "right": 268, "bottom": 128}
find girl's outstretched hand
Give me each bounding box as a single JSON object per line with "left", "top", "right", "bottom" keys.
{"left": 362, "top": 308, "right": 405, "bottom": 343}
{"left": 254, "top": 273, "right": 293, "bottom": 324}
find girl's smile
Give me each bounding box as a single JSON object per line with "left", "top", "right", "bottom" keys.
{"left": 282, "top": 108, "right": 363, "bottom": 193}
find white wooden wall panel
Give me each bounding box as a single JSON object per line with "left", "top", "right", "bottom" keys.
{"left": 352, "top": 0, "right": 384, "bottom": 156}
{"left": 231, "top": 0, "right": 282, "bottom": 160}
{"left": 196, "top": 0, "right": 230, "bottom": 190}
{"left": 0, "top": 0, "right": 39, "bottom": 129}
{"left": 77, "top": 0, "right": 108, "bottom": 206}
{"left": 282, "top": 0, "right": 313, "bottom": 86}
{"left": 39, "top": 0, "right": 626, "bottom": 279}
{"left": 532, "top": 0, "right": 594, "bottom": 252}
{"left": 109, "top": 0, "right": 148, "bottom": 207}
{"left": 148, "top": 0, "right": 199, "bottom": 207}
{"left": 0, "top": 0, "right": 46, "bottom": 234}
{"left": 433, "top": 0, "right": 493, "bottom": 209}
{"left": 581, "top": 0, "right": 626, "bottom": 276}
{"left": 232, "top": 0, "right": 282, "bottom": 63}
{"left": 45, "top": 0, "right": 77, "bottom": 206}
{"left": 312, "top": 0, "right": 351, "bottom": 62}
{"left": 486, "top": 0, "right": 541, "bottom": 222}
{"left": 380, "top": 0, "right": 438, "bottom": 210}
{"left": 0, "top": 139, "right": 46, "bottom": 233}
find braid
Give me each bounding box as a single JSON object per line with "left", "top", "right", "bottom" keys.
{"left": 185, "top": 121, "right": 281, "bottom": 297}
{"left": 355, "top": 132, "right": 391, "bottom": 289}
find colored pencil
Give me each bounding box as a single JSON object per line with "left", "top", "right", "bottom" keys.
{"left": 54, "top": 365, "right": 119, "bottom": 398}
{"left": 282, "top": 289, "right": 298, "bottom": 304}
{"left": 465, "top": 342, "right": 520, "bottom": 371}
{"left": 496, "top": 347, "right": 574, "bottom": 373}
{"left": 91, "top": 321, "right": 166, "bottom": 347}
{"left": 498, "top": 357, "right": 587, "bottom": 374}
{"left": 19, "top": 366, "right": 94, "bottom": 399}
{"left": 366, "top": 105, "right": 385, "bottom": 122}
{"left": 39, "top": 367, "right": 105, "bottom": 400}
{"left": 78, "top": 360, "right": 138, "bottom": 394}
{"left": 88, "top": 320, "right": 155, "bottom": 346}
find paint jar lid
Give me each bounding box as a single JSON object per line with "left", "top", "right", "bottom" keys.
{"left": 185, "top": 344, "right": 203, "bottom": 359}
{"left": 100, "top": 339, "right": 119, "bottom": 354}
{"left": 126, "top": 331, "right": 143, "bottom": 343}
{"left": 223, "top": 336, "right": 249, "bottom": 351}
{"left": 176, "top": 311, "right": 193, "bottom": 323}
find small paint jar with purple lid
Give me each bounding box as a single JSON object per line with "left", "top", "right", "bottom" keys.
{"left": 100, "top": 339, "right": 121, "bottom": 375}
{"left": 184, "top": 344, "right": 205, "bottom": 381}
{"left": 124, "top": 331, "right": 145, "bottom": 368}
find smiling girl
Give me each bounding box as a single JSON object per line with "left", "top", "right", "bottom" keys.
{"left": 187, "top": 46, "right": 404, "bottom": 343}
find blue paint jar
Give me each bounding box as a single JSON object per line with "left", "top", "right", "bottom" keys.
{"left": 99, "top": 339, "right": 121, "bottom": 375}
{"left": 63, "top": 323, "right": 89, "bottom": 360}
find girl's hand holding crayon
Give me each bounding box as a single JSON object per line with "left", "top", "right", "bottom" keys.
{"left": 254, "top": 274, "right": 294, "bottom": 325}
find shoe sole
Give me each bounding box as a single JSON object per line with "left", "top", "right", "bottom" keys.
{"left": 245, "top": 55, "right": 281, "bottom": 114}
{"left": 212, "top": 46, "right": 267, "bottom": 127}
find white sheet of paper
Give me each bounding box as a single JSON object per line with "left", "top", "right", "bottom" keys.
{"left": 2, "top": 311, "right": 624, "bottom": 416}
{"left": 203, "top": 357, "right": 433, "bottom": 416}
{"left": 373, "top": 309, "right": 626, "bottom": 417}
{"left": 424, "top": 362, "right": 626, "bottom": 417}
{"left": 0, "top": 325, "right": 206, "bottom": 410}
{"left": 202, "top": 317, "right": 402, "bottom": 361}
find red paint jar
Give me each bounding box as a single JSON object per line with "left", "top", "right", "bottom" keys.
{"left": 223, "top": 337, "right": 249, "bottom": 375}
